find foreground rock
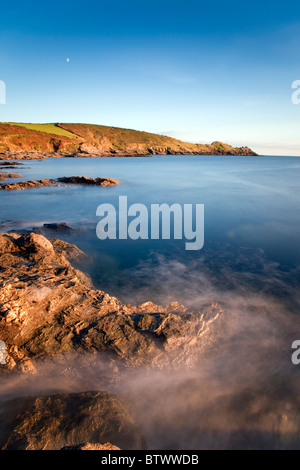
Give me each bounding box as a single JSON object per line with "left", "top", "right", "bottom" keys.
{"left": 0, "top": 176, "right": 119, "bottom": 190}
{"left": 0, "top": 391, "right": 141, "bottom": 450}
{"left": 0, "top": 178, "right": 57, "bottom": 190}
{"left": 0, "top": 232, "right": 224, "bottom": 372}
{"left": 58, "top": 176, "right": 119, "bottom": 186}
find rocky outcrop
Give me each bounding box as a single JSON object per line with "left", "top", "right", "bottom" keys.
{"left": 0, "top": 391, "right": 140, "bottom": 450}
{"left": 0, "top": 178, "right": 58, "bottom": 190}
{"left": 62, "top": 442, "right": 121, "bottom": 450}
{"left": 57, "top": 176, "right": 119, "bottom": 186}
{"left": 0, "top": 162, "right": 23, "bottom": 167}
{"left": 0, "top": 176, "right": 120, "bottom": 190}
{"left": 0, "top": 232, "right": 224, "bottom": 372}
{"left": 0, "top": 173, "right": 22, "bottom": 181}
{"left": 0, "top": 123, "right": 259, "bottom": 157}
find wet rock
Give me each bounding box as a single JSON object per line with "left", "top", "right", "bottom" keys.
{"left": 57, "top": 176, "right": 119, "bottom": 186}
{"left": 0, "top": 176, "right": 119, "bottom": 190}
{"left": 43, "top": 223, "right": 73, "bottom": 231}
{"left": 0, "top": 232, "right": 224, "bottom": 371}
{"left": 32, "top": 223, "right": 74, "bottom": 236}
{"left": 61, "top": 442, "right": 121, "bottom": 450}
{"left": 0, "top": 162, "right": 23, "bottom": 166}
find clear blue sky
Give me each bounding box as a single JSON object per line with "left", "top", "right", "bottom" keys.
{"left": 1, "top": 0, "right": 300, "bottom": 155}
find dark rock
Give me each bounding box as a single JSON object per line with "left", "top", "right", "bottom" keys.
{"left": 32, "top": 222, "right": 74, "bottom": 235}
{"left": 0, "top": 162, "right": 23, "bottom": 166}
{"left": 0, "top": 179, "right": 58, "bottom": 190}
{"left": 0, "top": 391, "right": 141, "bottom": 450}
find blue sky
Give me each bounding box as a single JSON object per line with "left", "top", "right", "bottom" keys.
{"left": 1, "top": 0, "right": 300, "bottom": 155}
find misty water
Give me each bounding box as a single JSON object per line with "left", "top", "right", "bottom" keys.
{"left": 1, "top": 154, "right": 300, "bottom": 449}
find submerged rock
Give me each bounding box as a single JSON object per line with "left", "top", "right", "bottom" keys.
{"left": 0, "top": 391, "right": 141, "bottom": 450}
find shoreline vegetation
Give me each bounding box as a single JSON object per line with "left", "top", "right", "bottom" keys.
{"left": 0, "top": 122, "right": 258, "bottom": 159}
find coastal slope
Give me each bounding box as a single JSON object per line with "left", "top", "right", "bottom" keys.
{"left": 0, "top": 122, "right": 258, "bottom": 157}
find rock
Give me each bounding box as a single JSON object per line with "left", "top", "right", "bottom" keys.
{"left": 0, "top": 172, "right": 22, "bottom": 181}
{"left": 0, "top": 232, "right": 224, "bottom": 371}
{"left": 32, "top": 223, "right": 75, "bottom": 236}
{"left": 44, "top": 223, "right": 73, "bottom": 231}
{"left": 0, "top": 166, "right": 21, "bottom": 170}
{"left": 0, "top": 341, "right": 5, "bottom": 364}
{"left": 0, "top": 178, "right": 57, "bottom": 190}
{"left": 0, "top": 162, "right": 23, "bottom": 166}
{"left": 62, "top": 442, "right": 121, "bottom": 450}
{"left": 16, "top": 232, "right": 55, "bottom": 256}
{"left": 57, "top": 176, "right": 119, "bottom": 186}
{"left": 0, "top": 391, "right": 141, "bottom": 450}
{"left": 0, "top": 176, "right": 119, "bottom": 190}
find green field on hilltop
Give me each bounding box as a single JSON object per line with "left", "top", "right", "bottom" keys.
{"left": 7, "top": 123, "right": 77, "bottom": 139}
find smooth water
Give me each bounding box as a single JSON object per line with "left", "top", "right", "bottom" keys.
{"left": 1, "top": 155, "right": 300, "bottom": 307}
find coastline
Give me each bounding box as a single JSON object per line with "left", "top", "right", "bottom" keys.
{"left": 0, "top": 148, "right": 260, "bottom": 160}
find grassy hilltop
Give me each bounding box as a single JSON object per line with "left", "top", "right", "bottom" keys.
{"left": 0, "top": 122, "right": 258, "bottom": 156}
